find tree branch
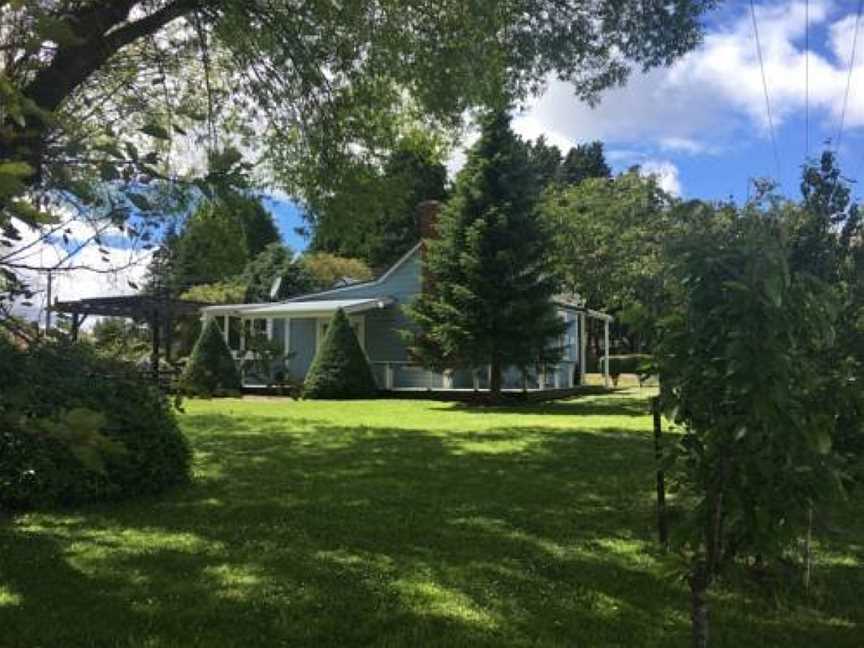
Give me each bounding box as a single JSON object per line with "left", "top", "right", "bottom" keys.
{"left": 24, "top": 0, "right": 201, "bottom": 115}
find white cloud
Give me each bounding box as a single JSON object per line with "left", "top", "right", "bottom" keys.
{"left": 5, "top": 218, "right": 153, "bottom": 327}
{"left": 640, "top": 160, "right": 683, "bottom": 196}
{"left": 509, "top": 1, "right": 864, "bottom": 155}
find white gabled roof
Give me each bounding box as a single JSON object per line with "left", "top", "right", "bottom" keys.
{"left": 201, "top": 297, "right": 395, "bottom": 318}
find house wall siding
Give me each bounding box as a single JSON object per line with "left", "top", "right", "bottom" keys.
{"left": 365, "top": 306, "right": 412, "bottom": 362}
{"left": 288, "top": 318, "right": 317, "bottom": 379}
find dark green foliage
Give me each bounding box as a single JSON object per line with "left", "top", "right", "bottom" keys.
{"left": 559, "top": 142, "right": 612, "bottom": 186}
{"left": 308, "top": 135, "right": 448, "bottom": 269}
{"left": 790, "top": 152, "right": 864, "bottom": 467}
{"left": 0, "top": 338, "right": 190, "bottom": 511}
{"left": 606, "top": 354, "right": 652, "bottom": 376}
{"left": 406, "top": 110, "right": 565, "bottom": 396}
{"left": 233, "top": 193, "right": 282, "bottom": 258}
{"left": 527, "top": 135, "right": 563, "bottom": 188}
{"left": 541, "top": 171, "right": 677, "bottom": 353}
{"left": 181, "top": 319, "right": 242, "bottom": 397}
{"left": 241, "top": 243, "right": 314, "bottom": 302}
{"left": 168, "top": 193, "right": 280, "bottom": 292}
{"left": 303, "top": 309, "right": 377, "bottom": 399}
{"left": 657, "top": 210, "right": 850, "bottom": 643}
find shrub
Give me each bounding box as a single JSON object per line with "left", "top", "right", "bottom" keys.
{"left": 180, "top": 318, "right": 242, "bottom": 397}
{"left": 0, "top": 337, "right": 191, "bottom": 511}
{"left": 589, "top": 354, "right": 654, "bottom": 386}
{"left": 304, "top": 309, "right": 377, "bottom": 399}
{"left": 606, "top": 354, "right": 652, "bottom": 376}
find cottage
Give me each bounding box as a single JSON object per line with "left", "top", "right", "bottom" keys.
{"left": 199, "top": 202, "right": 612, "bottom": 392}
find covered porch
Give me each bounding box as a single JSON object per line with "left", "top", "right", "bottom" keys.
{"left": 200, "top": 298, "right": 394, "bottom": 387}
{"left": 200, "top": 298, "right": 612, "bottom": 392}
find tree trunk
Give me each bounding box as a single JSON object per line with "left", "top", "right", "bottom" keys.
{"left": 689, "top": 561, "right": 710, "bottom": 648}
{"left": 652, "top": 397, "right": 669, "bottom": 549}
{"left": 489, "top": 357, "right": 502, "bottom": 401}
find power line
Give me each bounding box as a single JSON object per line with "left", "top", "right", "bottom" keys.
{"left": 835, "top": 0, "right": 864, "bottom": 153}
{"left": 750, "top": 0, "right": 782, "bottom": 181}
{"left": 805, "top": 0, "right": 810, "bottom": 159}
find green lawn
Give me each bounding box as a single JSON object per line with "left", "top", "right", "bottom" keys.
{"left": 1, "top": 390, "right": 861, "bottom": 647}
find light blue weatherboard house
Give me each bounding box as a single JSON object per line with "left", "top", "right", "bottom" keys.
{"left": 200, "top": 202, "right": 612, "bottom": 391}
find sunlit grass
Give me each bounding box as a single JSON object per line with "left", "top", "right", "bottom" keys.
{"left": 0, "top": 389, "right": 860, "bottom": 646}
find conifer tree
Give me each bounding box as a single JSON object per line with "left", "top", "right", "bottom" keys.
{"left": 406, "top": 110, "right": 565, "bottom": 397}
{"left": 181, "top": 319, "right": 242, "bottom": 397}
{"left": 304, "top": 309, "right": 377, "bottom": 399}
{"left": 560, "top": 142, "right": 612, "bottom": 186}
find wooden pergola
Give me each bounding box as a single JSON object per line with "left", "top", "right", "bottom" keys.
{"left": 54, "top": 295, "right": 205, "bottom": 380}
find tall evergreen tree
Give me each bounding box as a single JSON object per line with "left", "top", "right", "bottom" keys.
{"left": 560, "top": 142, "right": 612, "bottom": 186}
{"left": 528, "top": 135, "right": 563, "bottom": 189}
{"left": 406, "top": 110, "right": 565, "bottom": 397}
{"left": 242, "top": 243, "right": 314, "bottom": 303}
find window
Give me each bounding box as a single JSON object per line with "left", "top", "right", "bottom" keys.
{"left": 240, "top": 318, "right": 270, "bottom": 352}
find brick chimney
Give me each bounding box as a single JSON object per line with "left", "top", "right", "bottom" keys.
{"left": 417, "top": 200, "right": 441, "bottom": 294}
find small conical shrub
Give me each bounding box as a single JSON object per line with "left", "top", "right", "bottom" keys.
{"left": 304, "top": 309, "right": 377, "bottom": 399}
{"left": 181, "top": 318, "right": 242, "bottom": 397}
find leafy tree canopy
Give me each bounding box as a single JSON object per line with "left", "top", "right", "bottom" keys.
{"left": 300, "top": 252, "right": 374, "bottom": 291}
{"left": 541, "top": 170, "right": 678, "bottom": 350}
{"left": 242, "top": 243, "right": 313, "bottom": 303}
{"left": 559, "top": 141, "right": 612, "bottom": 185}
{"left": 0, "top": 0, "right": 716, "bottom": 310}
{"left": 155, "top": 191, "right": 278, "bottom": 291}
{"left": 307, "top": 132, "right": 448, "bottom": 269}
{"left": 180, "top": 280, "right": 245, "bottom": 306}
{"left": 656, "top": 203, "right": 853, "bottom": 646}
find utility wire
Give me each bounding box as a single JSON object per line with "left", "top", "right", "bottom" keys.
{"left": 835, "top": 0, "right": 864, "bottom": 154}
{"left": 805, "top": 0, "right": 810, "bottom": 159}
{"left": 750, "top": 0, "right": 782, "bottom": 181}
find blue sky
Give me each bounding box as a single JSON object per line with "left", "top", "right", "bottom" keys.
{"left": 509, "top": 0, "right": 864, "bottom": 202}
{"left": 261, "top": 196, "right": 307, "bottom": 251}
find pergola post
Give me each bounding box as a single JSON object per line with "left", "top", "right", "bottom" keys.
{"left": 164, "top": 311, "right": 174, "bottom": 364}
{"left": 71, "top": 313, "right": 80, "bottom": 341}
{"left": 151, "top": 310, "right": 161, "bottom": 383}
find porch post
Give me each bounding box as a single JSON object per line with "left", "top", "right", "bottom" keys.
{"left": 603, "top": 318, "right": 611, "bottom": 388}
{"left": 579, "top": 312, "right": 588, "bottom": 386}
{"left": 443, "top": 369, "right": 454, "bottom": 390}
{"left": 222, "top": 315, "right": 229, "bottom": 345}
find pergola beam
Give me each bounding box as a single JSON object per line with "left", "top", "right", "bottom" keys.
{"left": 54, "top": 295, "right": 205, "bottom": 382}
